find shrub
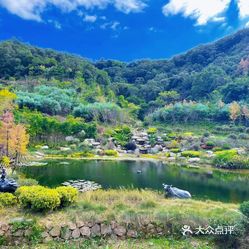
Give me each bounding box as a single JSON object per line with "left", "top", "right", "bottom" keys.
{"left": 104, "top": 150, "right": 118, "bottom": 157}
{"left": 73, "top": 102, "right": 123, "bottom": 123}
{"left": 56, "top": 186, "right": 78, "bottom": 207}
{"left": 71, "top": 152, "right": 94, "bottom": 158}
{"left": 167, "top": 140, "right": 179, "bottom": 149}
{"left": 170, "top": 148, "right": 181, "bottom": 153}
{"left": 18, "top": 178, "right": 39, "bottom": 186}
{"left": 0, "top": 193, "right": 17, "bottom": 207}
{"left": 147, "top": 127, "right": 157, "bottom": 134}
{"left": 206, "top": 141, "right": 215, "bottom": 147}
{"left": 238, "top": 133, "right": 249, "bottom": 140}
{"left": 228, "top": 134, "right": 237, "bottom": 140}
{"left": 203, "top": 132, "right": 210, "bottom": 137}
{"left": 17, "top": 186, "right": 60, "bottom": 211}
{"left": 213, "top": 150, "right": 249, "bottom": 169}
{"left": 165, "top": 152, "right": 170, "bottom": 157}
{"left": 240, "top": 201, "right": 249, "bottom": 218}
{"left": 181, "top": 151, "right": 201, "bottom": 158}
{"left": 222, "top": 144, "right": 231, "bottom": 150}
{"left": 112, "top": 126, "right": 132, "bottom": 146}
{"left": 175, "top": 128, "right": 183, "bottom": 133}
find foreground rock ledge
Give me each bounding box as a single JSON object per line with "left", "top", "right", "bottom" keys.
{"left": 0, "top": 218, "right": 173, "bottom": 246}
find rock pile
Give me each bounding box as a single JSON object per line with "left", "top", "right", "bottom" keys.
{"left": 0, "top": 218, "right": 174, "bottom": 246}
{"left": 61, "top": 180, "right": 102, "bottom": 192}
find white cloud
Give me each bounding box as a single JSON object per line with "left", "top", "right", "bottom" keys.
{"left": 100, "top": 21, "right": 120, "bottom": 30}
{"left": 162, "top": 0, "right": 230, "bottom": 25}
{"left": 83, "top": 14, "right": 97, "bottom": 22}
{"left": 237, "top": 0, "right": 249, "bottom": 18}
{"left": 48, "top": 19, "right": 62, "bottom": 29}
{"left": 0, "top": 0, "right": 147, "bottom": 21}
{"left": 114, "top": 0, "right": 146, "bottom": 14}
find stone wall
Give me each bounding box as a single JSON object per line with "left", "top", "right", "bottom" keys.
{"left": 0, "top": 218, "right": 170, "bottom": 246}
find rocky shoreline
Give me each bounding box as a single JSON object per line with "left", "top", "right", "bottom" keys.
{"left": 62, "top": 180, "right": 102, "bottom": 192}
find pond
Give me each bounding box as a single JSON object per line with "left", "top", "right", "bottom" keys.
{"left": 20, "top": 159, "right": 249, "bottom": 203}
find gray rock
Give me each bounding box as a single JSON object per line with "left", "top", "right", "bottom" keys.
{"left": 49, "top": 226, "right": 61, "bottom": 237}
{"left": 71, "top": 228, "right": 81, "bottom": 239}
{"left": 127, "top": 230, "right": 137, "bottom": 238}
{"left": 0, "top": 223, "right": 9, "bottom": 232}
{"left": 188, "top": 158, "right": 200, "bottom": 163}
{"left": 76, "top": 221, "right": 85, "bottom": 228}
{"left": 41, "top": 231, "right": 50, "bottom": 238}
{"left": 114, "top": 226, "right": 126, "bottom": 237}
{"left": 91, "top": 224, "right": 101, "bottom": 237}
{"left": 68, "top": 222, "right": 77, "bottom": 230}
{"left": 80, "top": 226, "right": 91, "bottom": 237}
{"left": 12, "top": 229, "right": 24, "bottom": 237}
{"left": 101, "top": 224, "right": 112, "bottom": 236}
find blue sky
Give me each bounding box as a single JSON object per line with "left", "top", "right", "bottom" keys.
{"left": 1, "top": 0, "right": 249, "bottom": 61}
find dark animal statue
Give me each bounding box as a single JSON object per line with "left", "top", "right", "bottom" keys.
{"left": 0, "top": 168, "right": 18, "bottom": 193}
{"left": 163, "top": 183, "right": 191, "bottom": 199}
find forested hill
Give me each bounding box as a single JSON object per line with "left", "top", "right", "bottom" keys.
{"left": 95, "top": 28, "right": 249, "bottom": 103}
{"left": 1, "top": 28, "right": 249, "bottom": 120}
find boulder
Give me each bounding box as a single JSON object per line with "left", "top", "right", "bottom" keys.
{"left": 71, "top": 228, "right": 81, "bottom": 239}
{"left": 49, "top": 226, "right": 61, "bottom": 237}
{"left": 80, "top": 226, "right": 91, "bottom": 237}
{"left": 188, "top": 158, "right": 201, "bottom": 163}
{"left": 91, "top": 224, "right": 101, "bottom": 237}
{"left": 101, "top": 224, "right": 112, "bottom": 236}
{"left": 114, "top": 226, "right": 126, "bottom": 237}
{"left": 127, "top": 230, "right": 138, "bottom": 238}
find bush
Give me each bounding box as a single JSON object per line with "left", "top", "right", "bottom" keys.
{"left": 213, "top": 150, "right": 249, "bottom": 169}
{"left": 206, "top": 141, "right": 215, "bottom": 147}
{"left": 222, "top": 144, "right": 231, "bottom": 150}
{"left": 111, "top": 126, "right": 132, "bottom": 146}
{"left": 56, "top": 186, "right": 78, "bottom": 207}
{"left": 181, "top": 151, "right": 201, "bottom": 158}
{"left": 104, "top": 150, "right": 118, "bottom": 157}
{"left": 18, "top": 178, "right": 39, "bottom": 186}
{"left": 238, "top": 133, "right": 249, "bottom": 140}
{"left": 167, "top": 140, "right": 179, "bottom": 149}
{"left": 228, "top": 134, "right": 237, "bottom": 140}
{"left": 147, "top": 127, "right": 157, "bottom": 134}
{"left": 0, "top": 193, "right": 17, "bottom": 207}
{"left": 17, "top": 186, "right": 61, "bottom": 211}
{"left": 203, "top": 132, "right": 210, "bottom": 137}
{"left": 240, "top": 201, "right": 249, "bottom": 218}
{"left": 71, "top": 152, "right": 94, "bottom": 158}
{"left": 170, "top": 148, "right": 181, "bottom": 153}
{"left": 73, "top": 103, "right": 123, "bottom": 123}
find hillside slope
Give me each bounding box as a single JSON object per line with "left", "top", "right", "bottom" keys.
{"left": 0, "top": 29, "right": 249, "bottom": 119}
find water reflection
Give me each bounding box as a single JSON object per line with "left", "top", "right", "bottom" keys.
{"left": 20, "top": 159, "right": 249, "bottom": 203}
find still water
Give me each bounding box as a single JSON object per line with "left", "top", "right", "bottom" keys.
{"left": 20, "top": 159, "right": 249, "bottom": 203}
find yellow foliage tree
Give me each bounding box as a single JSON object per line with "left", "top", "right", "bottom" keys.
{"left": 0, "top": 111, "right": 29, "bottom": 165}
{"left": 9, "top": 124, "right": 29, "bottom": 157}
{"left": 229, "top": 101, "right": 241, "bottom": 122}
{"left": 0, "top": 89, "right": 16, "bottom": 115}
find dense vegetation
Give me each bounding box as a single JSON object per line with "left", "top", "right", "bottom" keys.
{"left": 1, "top": 28, "right": 249, "bottom": 124}
{"left": 1, "top": 29, "right": 249, "bottom": 248}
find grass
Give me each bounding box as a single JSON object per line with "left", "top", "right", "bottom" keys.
{"left": 0, "top": 189, "right": 244, "bottom": 248}
{"left": 13, "top": 237, "right": 216, "bottom": 249}
{"left": 0, "top": 189, "right": 241, "bottom": 228}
